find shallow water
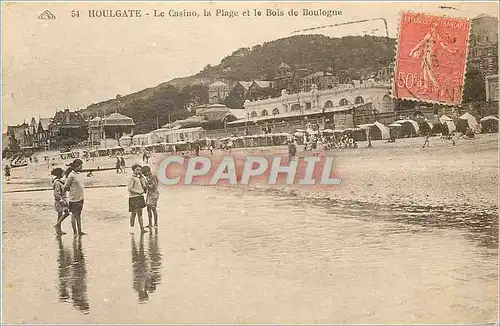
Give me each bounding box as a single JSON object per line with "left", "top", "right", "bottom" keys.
{"left": 2, "top": 184, "right": 498, "bottom": 324}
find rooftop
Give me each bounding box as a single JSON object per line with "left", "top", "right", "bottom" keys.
{"left": 209, "top": 81, "right": 229, "bottom": 88}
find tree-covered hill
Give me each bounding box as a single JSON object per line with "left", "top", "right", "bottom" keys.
{"left": 79, "top": 34, "right": 397, "bottom": 134}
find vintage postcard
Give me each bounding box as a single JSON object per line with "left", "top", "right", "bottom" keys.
{"left": 1, "top": 1, "right": 499, "bottom": 324}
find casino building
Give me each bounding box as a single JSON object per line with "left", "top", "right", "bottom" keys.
{"left": 228, "top": 80, "right": 394, "bottom": 130}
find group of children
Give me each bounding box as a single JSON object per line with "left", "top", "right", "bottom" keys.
{"left": 50, "top": 158, "right": 160, "bottom": 235}
{"left": 52, "top": 159, "right": 86, "bottom": 236}
{"left": 128, "top": 164, "right": 160, "bottom": 233}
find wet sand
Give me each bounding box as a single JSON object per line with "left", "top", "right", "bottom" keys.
{"left": 2, "top": 187, "right": 498, "bottom": 324}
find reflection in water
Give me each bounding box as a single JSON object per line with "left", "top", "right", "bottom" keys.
{"left": 131, "top": 229, "right": 162, "bottom": 303}
{"left": 56, "top": 236, "right": 71, "bottom": 302}
{"left": 315, "top": 198, "right": 499, "bottom": 250}
{"left": 56, "top": 236, "right": 90, "bottom": 314}
{"left": 148, "top": 230, "right": 162, "bottom": 294}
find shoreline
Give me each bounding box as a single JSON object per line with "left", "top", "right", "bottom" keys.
{"left": 4, "top": 134, "right": 498, "bottom": 215}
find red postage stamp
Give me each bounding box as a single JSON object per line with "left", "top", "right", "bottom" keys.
{"left": 393, "top": 12, "right": 471, "bottom": 105}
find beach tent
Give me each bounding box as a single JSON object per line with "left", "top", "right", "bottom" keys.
{"left": 443, "top": 120, "right": 456, "bottom": 134}
{"left": 457, "top": 112, "right": 479, "bottom": 132}
{"left": 418, "top": 120, "right": 433, "bottom": 135}
{"left": 433, "top": 115, "right": 456, "bottom": 135}
{"left": 372, "top": 121, "right": 390, "bottom": 140}
{"left": 480, "top": 116, "right": 499, "bottom": 133}
{"left": 395, "top": 119, "right": 419, "bottom": 137}
{"left": 359, "top": 122, "right": 390, "bottom": 140}
{"left": 480, "top": 115, "right": 499, "bottom": 122}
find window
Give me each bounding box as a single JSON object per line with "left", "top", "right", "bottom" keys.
{"left": 305, "top": 102, "right": 312, "bottom": 110}
{"left": 261, "top": 110, "right": 269, "bottom": 116}
{"left": 324, "top": 100, "right": 333, "bottom": 108}
{"left": 339, "top": 98, "right": 349, "bottom": 106}
{"left": 272, "top": 108, "right": 280, "bottom": 115}
{"left": 291, "top": 104, "right": 302, "bottom": 111}
{"left": 354, "top": 96, "right": 364, "bottom": 104}
{"left": 250, "top": 111, "right": 257, "bottom": 118}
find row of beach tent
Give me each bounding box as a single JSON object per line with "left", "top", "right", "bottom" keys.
{"left": 289, "top": 113, "right": 498, "bottom": 141}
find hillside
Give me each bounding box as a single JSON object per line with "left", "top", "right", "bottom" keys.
{"left": 79, "top": 34, "right": 397, "bottom": 134}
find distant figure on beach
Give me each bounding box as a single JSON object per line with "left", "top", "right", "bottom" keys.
{"left": 4, "top": 164, "right": 11, "bottom": 181}
{"left": 227, "top": 139, "right": 233, "bottom": 153}
{"left": 367, "top": 134, "right": 373, "bottom": 148}
{"left": 288, "top": 140, "right": 297, "bottom": 161}
{"left": 143, "top": 152, "right": 150, "bottom": 164}
{"left": 128, "top": 164, "right": 148, "bottom": 233}
{"left": 64, "top": 159, "right": 86, "bottom": 236}
{"left": 209, "top": 145, "right": 214, "bottom": 155}
{"left": 116, "top": 157, "right": 121, "bottom": 174}
{"left": 52, "top": 168, "right": 70, "bottom": 235}
{"left": 120, "top": 157, "right": 126, "bottom": 172}
{"left": 422, "top": 135, "right": 430, "bottom": 148}
{"left": 142, "top": 166, "right": 159, "bottom": 228}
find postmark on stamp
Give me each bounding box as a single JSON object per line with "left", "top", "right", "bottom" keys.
{"left": 393, "top": 11, "right": 471, "bottom": 105}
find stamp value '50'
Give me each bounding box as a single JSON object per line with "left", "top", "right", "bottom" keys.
{"left": 393, "top": 12, "right": 471, "bottom": 105}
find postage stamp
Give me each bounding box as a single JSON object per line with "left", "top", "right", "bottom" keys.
{"left": 393, "top": 11, "right": 471, "bottom": 105}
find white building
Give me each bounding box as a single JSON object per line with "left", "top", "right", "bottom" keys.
{"left": 243, "top": 82, "right": 394, "bottom": 119}
{"left": 131, "top": 133, "right": 152, "bottom": 146}
{"left": 149, "top": 126, "right": 203, "bottom": 144}
{"left": 208, "top": 81, "right": 230, "bottom": 104}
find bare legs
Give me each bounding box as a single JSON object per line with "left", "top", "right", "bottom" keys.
{"left": 130, "top": 210, "right": 148, "bottom": 233}
{"left": 72, "top": 211, "right": 85, "bottom": 236}
{"left": 54, "top": 210, "right": 70, "bottom": 235}
{"left": 146, "top": 205, "right": 158, "bottom": 227}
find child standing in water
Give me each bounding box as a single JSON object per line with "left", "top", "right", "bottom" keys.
{"left": 128, "top": 164, "right": 148, "bottom": 233}
{"left": 52, "top": 168, "right": 71, "bottom": 235}
{"left": 141, "top": 166, "right": 159, "bottom": 228}
{"left": 64, "top": 159, "right": 86, "bottom": 236}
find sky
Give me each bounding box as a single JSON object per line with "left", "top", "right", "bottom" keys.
{"left": 2, "top": 1, "right": 498, "bottom": 132}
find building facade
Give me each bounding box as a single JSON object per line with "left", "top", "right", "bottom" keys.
{"left": 469, "top": 14, "right": 499, "bottom": 77}
{"left": 273, "top": 61, "right": 294, "bottom": 91}
{"left": 244, "top": 82, "right": 394, "bottom": 119}
{"left": 208, "top": 81, "right": 230, "bottom": 104}
{"left": 300, "top": 71, "right": 339, "bottom": 92}
{"left": 88, "top": 112, "right": 135, "bottom": 144}
{"left": 52, "top": 109, "right": 87, "bottom": 139}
